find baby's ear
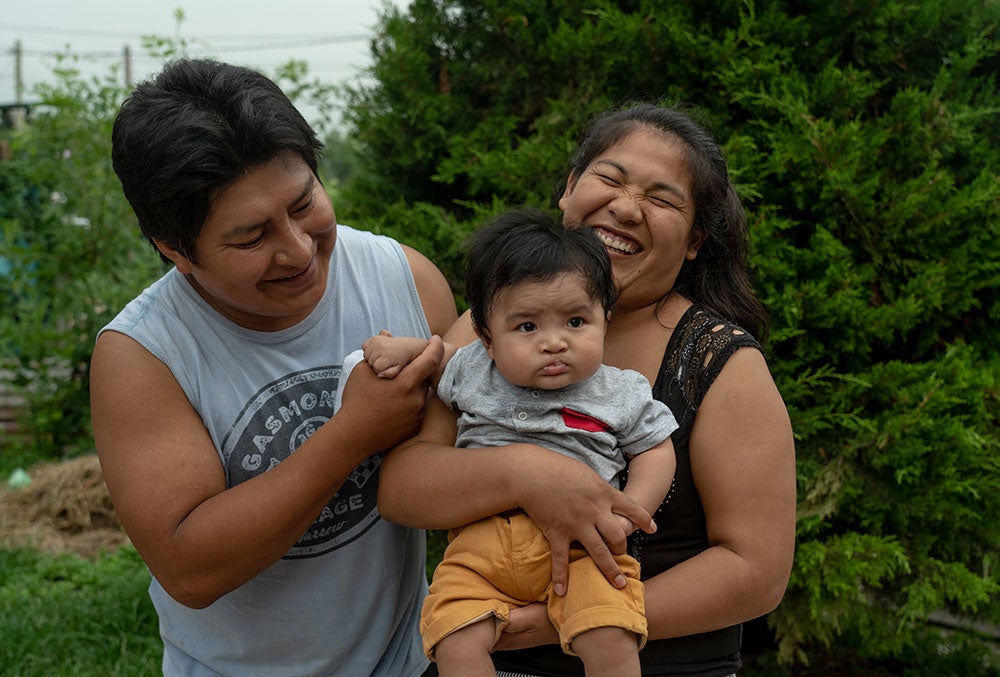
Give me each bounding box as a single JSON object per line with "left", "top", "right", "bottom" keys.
{"left": 474, "top": 327, "right": 494, "bottom": 358}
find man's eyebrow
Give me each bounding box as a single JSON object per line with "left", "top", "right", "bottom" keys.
{"left": 593, "top": 159, "right": 689, "bottom": 201}
{"left": 220, "top": 176, "right": 315, "bottom": 239}
{"left": 221, "top": 221, "right": 265, "bottom": 239}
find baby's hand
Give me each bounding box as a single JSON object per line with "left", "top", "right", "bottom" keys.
{"left": 362, "top": 330, "right": 406, "bottom": 378}
{"left": 614, "top": 513, "right": 644, "bottom": 537}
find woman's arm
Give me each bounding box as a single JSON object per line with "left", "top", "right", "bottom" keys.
{"left": 496, "top": 347, "right": 794, "bottom": 650}
{"left": 378, "top": 310, "right": 653, "bottom": 593}
{"left": 642, "top": 347, "right": 796, "bottom": 638}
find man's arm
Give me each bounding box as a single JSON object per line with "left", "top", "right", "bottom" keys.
{"left": 91, "top": 330, "right": 443, "bottom": 609}
{"left": 401, "top": 244, "right": 458, "bottom": 337}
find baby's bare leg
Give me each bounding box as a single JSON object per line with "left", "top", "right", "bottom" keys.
{"left": 434, "top": 616, "right": 498, "bottom": 677}
{"left": 571, "top": 626, "right": 640, "bottom": 677}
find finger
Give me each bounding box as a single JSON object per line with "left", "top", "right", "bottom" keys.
{"left": 378, "top": 329, "right": 393, "bottom": 337}
{"left": 399, "top": 335, "right": 443, "bottom": 385}
{"left": 580, "top": 534, "right": 626, "bottom": 589}
{"left": 614, "top": 498, "right": 653, "bottom": 538}
{"left": 548, "top": 538, "right": 569, "bottom": 597}
{"left": 598, "top": 518, "right": 629, "bottom": 556}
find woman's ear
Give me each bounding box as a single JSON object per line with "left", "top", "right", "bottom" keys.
{"left": 557, "top": 172, "right": 580, "bottom": 212}
{"left": 154, "top": 240, "right": 195, "bottom": 274}
{"left": 685, "top": 229, "right": 705, "bottom": 261}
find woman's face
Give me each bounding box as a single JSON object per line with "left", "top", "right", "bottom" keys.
{"left": 156, "top": 152, "right": 337, "bottom": 332}
{"left": 559, "top": 127, "right": 702, "bottom": 312}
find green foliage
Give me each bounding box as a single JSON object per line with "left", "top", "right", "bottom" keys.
{"left": 0, "top": 546, "right": 161, "bottom": 675}
{"left": 342, "top": 0, "right": 1000, "bottom": 666}
{"left": 0, "top": 20, "right": 346, "bottom": 464}
{"left": 0, "top": 54, "right": 166, "bottom": 459}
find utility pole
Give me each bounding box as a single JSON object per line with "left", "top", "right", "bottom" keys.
{"left": 15, "top": 40, "right": 23, "bottom": 103}
{"left": 123, "top": 44, "right": 132, "bottom": 88}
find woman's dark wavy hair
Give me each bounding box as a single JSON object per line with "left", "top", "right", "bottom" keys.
{"left": 111, "top": 58, "right": 323, "bottom": 265}
{"left": 561, "top": 103, "right": 768, "bottom": 342}
{"left": 465, "top": 206, "right": 618, "bottom": 342}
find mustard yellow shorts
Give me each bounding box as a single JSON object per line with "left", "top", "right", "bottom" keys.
{"left": 420, "top": 511, "right": 646, "bottom": 660}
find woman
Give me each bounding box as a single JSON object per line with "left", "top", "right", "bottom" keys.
{"left": 379, "top": 104, "right": 796, "bottom": 675}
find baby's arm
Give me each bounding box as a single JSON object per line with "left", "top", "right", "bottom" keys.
{"left": 617, "top": 437, "right": 677, "bottom": 535}
{"left": 362, "top": 330, "right": 456, "bottom": 386}
{"left": 363, "top": 330, "right": 429, "bottom": 378}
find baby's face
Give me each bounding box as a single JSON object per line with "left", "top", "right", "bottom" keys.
{"left": 482, "top": 272, "right": 607, "bottom": 390}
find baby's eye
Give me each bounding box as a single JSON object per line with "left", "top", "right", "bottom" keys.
{"left": 567, "top": 317, "right": 585, "bottom": 328}
{"left": 517, "top": 322, "right": 537, "bottom": 333}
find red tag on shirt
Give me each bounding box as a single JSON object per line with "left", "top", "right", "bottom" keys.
{"left": 559, "top": 407, "right": 611, "bottom": 433}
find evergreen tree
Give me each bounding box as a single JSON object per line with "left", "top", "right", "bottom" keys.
{"left": 341, "top": 0, "right": 1000, "bottom": 667}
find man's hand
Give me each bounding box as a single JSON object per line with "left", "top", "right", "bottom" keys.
{"left": 341, "top": 335, "right": 444, "bottom": 451}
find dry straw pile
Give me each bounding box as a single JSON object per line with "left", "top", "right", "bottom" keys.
{"left": 0, "top": 455, "right": 129, "bottom": 558}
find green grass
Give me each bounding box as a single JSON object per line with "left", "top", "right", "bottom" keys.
{"left": 0, "top": 545, "right": 162, "bottom": 676}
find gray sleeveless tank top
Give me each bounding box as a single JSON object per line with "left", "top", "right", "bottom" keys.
{"left": 101, "top": 225, "right": 432, "bottom": 676}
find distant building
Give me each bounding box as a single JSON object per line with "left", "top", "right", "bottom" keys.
{"left": 0, "top": 102, "right": 37, "bottom": 130}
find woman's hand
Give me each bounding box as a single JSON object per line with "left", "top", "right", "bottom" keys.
{"left": 512, "top": 448, "right": 652, "bottom": 595}
{"left": 495, "top": 603, "right": 557, "bottom": 651}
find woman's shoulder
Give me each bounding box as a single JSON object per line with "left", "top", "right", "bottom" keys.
{"left": 660, "top": 304, "right": 764, "bottom": 409}
{"left": 672, "top": 305, "right": 762, "bottom": 359}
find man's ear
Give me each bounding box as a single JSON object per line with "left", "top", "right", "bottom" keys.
{"left": 154, "top": 240, "right": 195, "bottom": 274}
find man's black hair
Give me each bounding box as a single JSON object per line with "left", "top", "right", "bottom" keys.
{"left": 111, "top": 58, "right": 323, "bottom": 264}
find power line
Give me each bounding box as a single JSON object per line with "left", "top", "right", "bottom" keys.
{"left": 0, "top": 21, "right": 368, "bottom": 44}
{"left": 0, "top": 22, "right": 143, "bottom": 39}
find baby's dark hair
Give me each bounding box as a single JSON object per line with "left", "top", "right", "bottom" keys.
{"left": 465, "top": 206, "right": 617, "bottom": 340}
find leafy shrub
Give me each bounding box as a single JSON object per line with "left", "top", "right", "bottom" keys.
{"left": 340, "top": 0, "right": 1000, "bottom": 666}
{"left": 0, "top": 56, "right": 165, "bottom": 460}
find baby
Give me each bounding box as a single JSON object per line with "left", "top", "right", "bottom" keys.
{"left": 363, "top": 207, "right": 677, "bottom": 676}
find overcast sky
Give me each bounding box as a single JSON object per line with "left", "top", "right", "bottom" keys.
{"left": 0, "top": 0, "right": 406, "bottom": 129}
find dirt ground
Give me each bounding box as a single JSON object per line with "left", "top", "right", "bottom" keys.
{"left": 0, "top": 454, "right": 129, "bottom": 558}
